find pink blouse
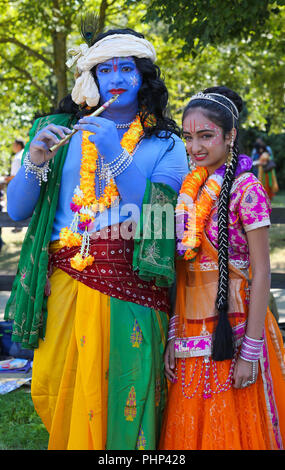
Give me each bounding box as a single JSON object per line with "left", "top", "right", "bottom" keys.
{"left": 202, "top": 172, "right": 271, "bottom": 270}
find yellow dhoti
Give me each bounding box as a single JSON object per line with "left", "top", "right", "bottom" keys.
{"left": 31, "top": 267, "right": 110, "bottom": 450}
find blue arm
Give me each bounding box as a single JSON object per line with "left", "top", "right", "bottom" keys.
{"left": 7, "top": 165, "right": 41, "bottom": 221}
{"left": 114, "top": 159, "right": 147, "bottom": 208}
{"left": 115, "top": 136, "right": 188, "bottom": 209}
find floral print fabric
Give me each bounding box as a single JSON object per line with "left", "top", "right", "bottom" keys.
{"left": 203, "top": 172, "right": 271, "bottom": 269}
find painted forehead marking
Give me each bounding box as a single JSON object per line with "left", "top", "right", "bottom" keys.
{"left": 98, "top": 56, "right": 136, "bottom": 66}
{"left": 184, "top": 119, "right": 221, "bottom": 133}
{"left": 112, "top": 58, "right": 118, "bottom": 72}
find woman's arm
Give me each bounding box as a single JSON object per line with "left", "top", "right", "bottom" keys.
{"left": 246, "top": 226, "right": 271, "bottom": 339}
{"left": 233, "top": 226, "right": 270, "bottom": 388}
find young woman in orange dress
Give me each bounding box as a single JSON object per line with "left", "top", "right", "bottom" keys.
{"left": 159, "top": 86, "right": 285, "bottom": 450}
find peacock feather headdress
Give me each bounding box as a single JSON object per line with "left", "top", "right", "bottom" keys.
{"left": 80, "top": 12, "right": 101, "bottom": 47}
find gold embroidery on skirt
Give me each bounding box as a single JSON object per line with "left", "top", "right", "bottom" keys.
{"left": 124, "top": 386, "right": 137, "bottom": 421}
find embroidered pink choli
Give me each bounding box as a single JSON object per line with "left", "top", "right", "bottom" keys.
{"left": 201, "top": 172, "right": 271, "bottom": 271}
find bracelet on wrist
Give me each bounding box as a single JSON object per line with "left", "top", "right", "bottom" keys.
{"left": 102, "top": 148, "right": 133, "bottom": 179}
{"left": 239, "top": 333, "right": 264, "bottom": 362}
{"left": 167, "top": 335, "right": 176, "bottom": 342}
{"left": 167, "top": 314, "right": 179, "bottom": 342}
{"left": 24, "top": 152, "right": 50, "bottom": 185}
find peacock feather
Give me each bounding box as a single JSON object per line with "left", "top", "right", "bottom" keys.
{"left": 80, "top": 12, "right": 100, "bottom": 47}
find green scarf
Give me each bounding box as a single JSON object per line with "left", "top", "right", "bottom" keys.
{"left": 5, "top": 118, "right": 177, "bottom": 349}
{"left": 4, "top": 113, "right": 77, "bottom": 348}
{"left": 133, "top": 179, "right": 177, "bottom": 288}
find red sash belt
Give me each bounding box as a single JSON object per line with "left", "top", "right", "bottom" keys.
{"left": 49, "top": 234, "right": 170, "bottom": 314}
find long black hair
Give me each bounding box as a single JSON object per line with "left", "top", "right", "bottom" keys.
{"left": 56, "top": 28, "right": 180, "bottom": 139}
{"left": 183, "top": 86, "right": 244, "bottom": 361}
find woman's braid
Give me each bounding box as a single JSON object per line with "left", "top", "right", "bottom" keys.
{"left": 212, "top": 133, "right": 239, "bottom": 361}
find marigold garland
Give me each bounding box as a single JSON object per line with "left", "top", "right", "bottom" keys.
{"left": 59, "top": 115, "right": 145, "bottom": 271}
{"left": 176, "top": 167, "right": 222, "bottom": 260}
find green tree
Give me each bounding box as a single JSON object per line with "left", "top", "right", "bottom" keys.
{"left": 0, "top": 0, "right": 283, "bottom": 178}
{"left": 133, "top": 0, "right": 284, "bottom": 52}
{"left": 0, "top": 0, "right": 131, "bottom": 172}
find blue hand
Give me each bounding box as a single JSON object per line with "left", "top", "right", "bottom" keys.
{"left": 74, "top": 116, "right": 123, "bottom": 162}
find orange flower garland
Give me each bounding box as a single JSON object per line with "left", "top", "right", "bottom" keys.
{"left": 176, "top": 167, "right": 222, "bottom": 260}
{"left": 59, "top": 115, "right": 145, "bottom": 271}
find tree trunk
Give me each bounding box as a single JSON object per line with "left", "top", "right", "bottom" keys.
{"left": 52, "top": 30, "right": 68, "bottom": 106}
{"left": 51, "top": 0, "right": 109, "bottom": 107}
{"left": 99, "top": 0, "right": 108, "bottom": 32}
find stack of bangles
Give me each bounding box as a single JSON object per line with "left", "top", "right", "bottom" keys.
{"left": 167, "top": 314, "right": 179, "bottom": 342}
{"left": 239, "top": 334, "right": 264, "bottom": 387}
{"left": 102, "top": 148, "right": 133, "bottom": 179}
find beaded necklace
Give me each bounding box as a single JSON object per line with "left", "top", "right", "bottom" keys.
{"left": 115, "top": 120, "right": 135, "bottom": 129}
{"left": 59, "top": 114, "right": 144, "bottom": 271}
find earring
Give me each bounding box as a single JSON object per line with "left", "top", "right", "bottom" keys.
{"left": 187, "top": 152, "right": 196, "bottom": 171}
{"left": 189, "top": 156, "right": 196, "bottom": 171}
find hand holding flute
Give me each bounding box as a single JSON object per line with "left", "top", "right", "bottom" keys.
{"left": 29, "top": 124, "right": 73, "bottom": 166}
{"left": 29, "top": 94, "right": 119, "bottom": 166}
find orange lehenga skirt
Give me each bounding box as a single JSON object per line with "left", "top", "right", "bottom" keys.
{"left": 159, "top": 234, "right": 285, "bottom": 450}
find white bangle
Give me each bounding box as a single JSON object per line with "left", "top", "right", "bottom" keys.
{"left": 23, "top": 152, "right": 50, "bottom": 185}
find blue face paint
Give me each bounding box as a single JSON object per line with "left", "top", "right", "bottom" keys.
{"left": 96, "top": 56, "right": 142, "bottom": 111}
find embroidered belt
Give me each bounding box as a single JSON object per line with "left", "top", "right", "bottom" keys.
{"left": 174, "top": 322, "right": 246, "bottom": 358}
{"left": 49, "top": 230, "right": 170, "bottom": 314}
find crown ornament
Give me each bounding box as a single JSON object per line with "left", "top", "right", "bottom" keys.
{"left": 189, "top": 92, "right": 239, "bottom": 120}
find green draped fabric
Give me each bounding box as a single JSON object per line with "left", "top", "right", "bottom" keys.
{"left": 107, "top": 181, "right": 177, "bottom": 449}
{"left": 133, "top": 179, "right": 177, "bottom": 288}
{"left": 5, "top": 118, "right": 177, "bottom": 352}
{"left": 4, "top": 113, "right": 77, "bottom": 348}
{"left": 107, "top": 298, "right": 168, "bottom": 450}
{"left": 4, "top": 115, "right": 178, "bottom": 450}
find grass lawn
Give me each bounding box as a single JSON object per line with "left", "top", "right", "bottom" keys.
{"left": 0, "top": 388, "right": 49, "bottom": 450}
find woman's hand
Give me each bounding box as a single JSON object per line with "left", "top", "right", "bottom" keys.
{"left": 74, "top": 116, "right": 122, "bottom": 163}
{"left": 30, "top": 124, "right": 73, "bottom": 165}
{"left": 232, "top": 357, "right": 257, "bottom": 389}
{"left": 164, "top": 339, "right": 177, "bottom": 382}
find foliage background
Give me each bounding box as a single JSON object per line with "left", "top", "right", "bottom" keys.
{"left": 0, "top": 0, "right": 284, "bottom": 185}
{"left": 0, "top": 1, "right": 284, "bottom": 451}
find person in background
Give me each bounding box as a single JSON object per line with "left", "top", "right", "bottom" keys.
{"left": 11, "top": 138, "right": 25, "bottom": 177}
{"left": 5, "top": 138, "right": 26, "bottom": 232}
{"left": 256, "top": 143, "right": 279, "bottom": 201}
{"left": 5, "top": 138, "right": 25, "bottom": 183}
{"left": 251, "top": 137, "right": 273, "bottom": 177}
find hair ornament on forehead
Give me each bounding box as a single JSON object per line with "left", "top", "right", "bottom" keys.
{"left": 66, "top": 33, "right": 156, "bottom": 107}
{"left": 189, "top": 92, "right": 239, "bottom": 120}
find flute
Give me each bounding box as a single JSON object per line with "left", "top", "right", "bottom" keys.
{"left": 49, "top": 94, "right": 120, "bottom": 153}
